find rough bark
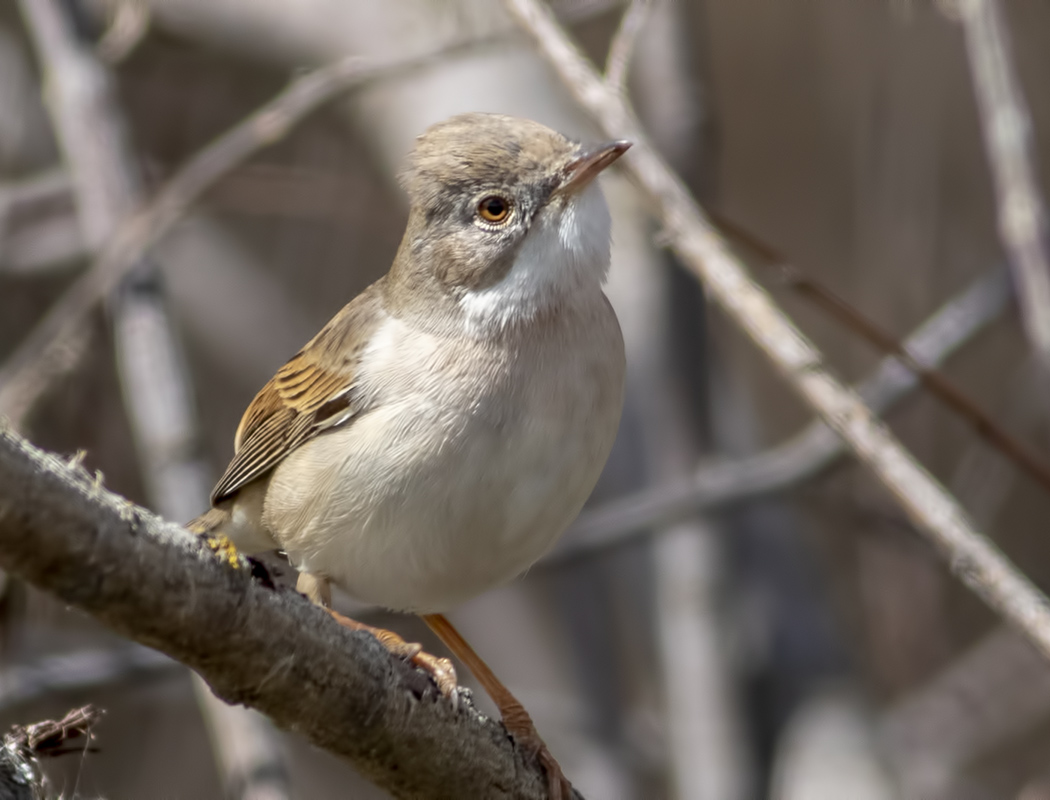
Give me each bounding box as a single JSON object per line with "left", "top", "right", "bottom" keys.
{"left": 0, "top": 426, "right": 554, "bottom": 800}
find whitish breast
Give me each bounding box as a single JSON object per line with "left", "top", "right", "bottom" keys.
{"left": 263, "top": 304, "right": 625, "bottom": 613}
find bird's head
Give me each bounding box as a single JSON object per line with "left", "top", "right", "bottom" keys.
{"left": 390, "top": 113, "right": 630, "bottom": 334}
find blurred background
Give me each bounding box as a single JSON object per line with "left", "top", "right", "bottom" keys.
{"left": 2, "top": 0, "right": 1050, "bottom": 798}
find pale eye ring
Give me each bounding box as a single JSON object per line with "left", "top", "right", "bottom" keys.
{"left": 477, "top": 195, "right": 512, "bottom": 224}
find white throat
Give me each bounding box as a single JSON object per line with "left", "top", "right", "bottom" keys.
{"left": 459, "top": 182, "right": 612, "bottom": 336}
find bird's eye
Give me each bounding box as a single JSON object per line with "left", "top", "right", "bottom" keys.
{"left": 477, "top": 195, "right": 511, "bottom": 224}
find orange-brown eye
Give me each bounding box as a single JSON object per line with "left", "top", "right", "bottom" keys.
{"left": 477, "top": 195, "right": 511, "bottom": 223}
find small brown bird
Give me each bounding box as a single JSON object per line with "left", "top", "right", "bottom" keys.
{"left": 191, "top": 112, "right": 629, "bottom": 796}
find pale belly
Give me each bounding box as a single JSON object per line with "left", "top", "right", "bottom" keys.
{"left": 258, "top": 318, "right": 624, "bottom": 612}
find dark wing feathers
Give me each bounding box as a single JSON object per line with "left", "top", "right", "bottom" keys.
{"left": 209, "top": 286, "right": 383, "bottom": 506}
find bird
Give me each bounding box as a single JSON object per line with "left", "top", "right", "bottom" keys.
{"left": 190, "top": 112, "right": 629, "bottom": 797}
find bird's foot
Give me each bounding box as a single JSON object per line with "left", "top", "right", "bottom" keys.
{"left": 325, "top": 608, "right": 458, "bottom": 699}
{"left": 499, "top": 696, "right": 573, "bottom": 800}
{"left": 420, "top": 612, "right": 573, "bottom": 798}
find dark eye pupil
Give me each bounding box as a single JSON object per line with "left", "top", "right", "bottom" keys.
{"left": 485, "top": 198, "right": 505, "bottom": 215}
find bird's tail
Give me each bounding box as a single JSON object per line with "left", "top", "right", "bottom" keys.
{"left": 186, "top": 507, "right": 229, "bottom": 535}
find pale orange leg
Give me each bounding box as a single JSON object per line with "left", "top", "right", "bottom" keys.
{"left": 422, "top": 613, "right": 573, "bottom": 800}
{"left": 297, "top": 573, "right": 457, "bottom": 698}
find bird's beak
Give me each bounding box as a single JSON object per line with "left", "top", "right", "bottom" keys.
{"left": 553, "top": 140, "right": 632, "bottom": 197}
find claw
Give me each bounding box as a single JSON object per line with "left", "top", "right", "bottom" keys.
{"left": 420, "top": 613, "right": 574, "bottom": 796}
{"left": 325, "top": 608, "right": 460, "bottom": 700}
{"left": 501, "top": 700, "right": 572, "bottom": 799}
{"left": 411, "top": 652, "right": 458, "bottom": 703}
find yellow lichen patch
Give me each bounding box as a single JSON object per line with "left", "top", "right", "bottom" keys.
{"left": 204, "top": 532, "right": 244, "bottom": 570}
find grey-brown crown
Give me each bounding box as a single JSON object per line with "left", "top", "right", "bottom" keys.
{"left": 398, "top": 112, "right": 577, "bottom": 215}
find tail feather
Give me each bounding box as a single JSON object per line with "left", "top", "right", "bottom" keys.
{"left": 186, "top": 507, "right": 229, "bottom": 535}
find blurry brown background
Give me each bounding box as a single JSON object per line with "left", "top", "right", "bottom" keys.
{"left": 2, "top": 0, "right": 1050, "bottom": 798}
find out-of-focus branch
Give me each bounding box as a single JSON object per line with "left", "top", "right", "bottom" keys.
{"left": 955, "top": 0, "right": 1050, "bottom": 370}
{"left": 504, "top": 0, "right": 1050, "bottom": 666}
{"left": 0, "top": 427, "right": 558, "bottom": 799}
{"left": 881, "top": 625, "right": 1050, "bottom": 796}
{"left": 18, "top": 2, "right": 289, "bottom": 797}
{"left": 96, "top": 0, "right": 150, "bottom": 64}
{"left": 0, "top": 38, "right": 478, "bottom": 426}
{"left": 711, "top": 209, "right": 1050, "bottom": 499}
{"left": 782, "top": 263, "right": 1050, "bottom": 496}
{"left": 604, "top": 0, "right": 649, "bottom": 94}
{"left": 553, "top": 269, "right": 1010, "bottom": 563}
{"left": 0, "top": 169, "right": 77, "bottom": 276}
{"left": 0, "top": 645, "right": 177, "bottom": 713}
{"left": 0, "top": 169, "right": 71, "bottom": 225}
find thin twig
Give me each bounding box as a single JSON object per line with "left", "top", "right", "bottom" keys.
{"left": 12, "top": 705, "right": 102, "bottom": 755}
{"left": 97, "top": 0, "right": 150, "bottom": 64}
{"left": 0, "top": 41, "right": 476, "bottom": 426}
{"left": 710, "top": 209, "right": 1050, "bottom": 499}
{"left": 504, "top": 0, "right": 1050, "bottom": 667}
{"left": 0, "top": 705, "right": 102, "bottom": 800}
{"left": 956, "top": 0, "right": 1050, "bottom": 369}
{"left": 552, "top": 269, "right": 1011, "bottom": 564}
{"left": 784, "top": 266, "right": 1050, "bottom": 496}
{"left": 604, "top": 0, "right": 650, "bottom": 94}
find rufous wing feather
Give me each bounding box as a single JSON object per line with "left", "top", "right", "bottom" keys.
{"left": 209, "top": 284, "right": 384, "bottom": 505}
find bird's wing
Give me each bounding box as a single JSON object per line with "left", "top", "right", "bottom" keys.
{"left": 210, "top": 284, "right": 384, "bottom": 505}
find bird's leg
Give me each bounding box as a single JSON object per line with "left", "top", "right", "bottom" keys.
{"left": 296, "top": 573, "right": 457, "bottom": 698}
{"left": 422, "top": 613, "right": 573, "bottom": 800}
{"left": 296, "top": 572, "right": 332, "bottom": 606}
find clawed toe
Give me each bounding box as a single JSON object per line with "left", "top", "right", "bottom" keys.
{"left": 411, "top": 652, "right": 458, "bottom": 702}
{"left": 502, "top": 703, "right": 573, "bottom": 799}
{"left": 323, "top": 608, "right": 459, "bottom": 700}
{"left": 514, "top": 731, "right": 572, "bottom": 799}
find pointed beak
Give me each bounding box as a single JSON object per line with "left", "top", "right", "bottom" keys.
{"left": 552, "top": 139, "right": 632, "bottom": 198}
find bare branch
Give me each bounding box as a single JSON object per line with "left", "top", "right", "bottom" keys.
{"left": 956, "top": 0, "right": 1050, "bottom": 369}
{"left": 0, "top": 169, "right": 74, "bottom": 273}
{"left": 503, "top": 0, "right": 1050, "bottom": 666}
{"left": 881, "top": 625, "right": 1050, "bottom": 796}
{"left": 712, "top": 210, "right": 1050, "bottom": 499}
{"left": 0, "top": 705, "right": 102, "bottom": 800}
{"left": 0, "top": 427, "right": 557, "bottom": 799}
{"left": 1, "top": 216, "right": 84, "bottom": 274}
{"left": 604, "top": 0, "right": 650, "bottom": 95}
{"left": 0, "top": 41, "right": 474, "bottom": 426}
{"left": 553, "top": 269, "right": 1011, "bottom": 563}
{"left": 782, "top": 266, "right": 1050, "bottom": 496}
{"left": 96, "top": 0, "right": 150, "bottom": 64}
{"left": 0, "top": 169, "right": 71, "bottom": 220}
{"left": 0, "top": 645, "right": 177, "bottom": 713}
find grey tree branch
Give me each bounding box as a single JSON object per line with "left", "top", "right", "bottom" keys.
{"left": 503, "top": 0, "right": 1050, "bottom": 664}
{"left": 956, "top": 0, "right": 1050, "bottom": 369}
{"left": 603, "top": 0, "right": 649, "bottom": 94}
{"left": 553, "top": 269, "right": 1011, "bottom": 564}
{"left": 0, "top": 645, "right": 177, "bottom": 714}
{"left": 96, "top": 0, "right": 151, "bottom": 64}
{"left": 0, "top": 169, "right": 81, "bottom": 273}
{"left": 0, "top": 426, "right": 556, "bottom": 800}
{"left": 881, "top": 625, "right": 1050, "bottom": 796}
